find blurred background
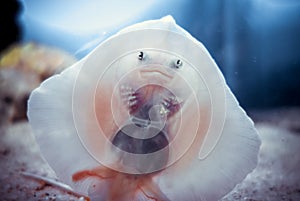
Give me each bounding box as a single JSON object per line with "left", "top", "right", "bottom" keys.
{"left": 0, "top": 1, "right": 300, "bottom": 200}
{"left": 1, "top": 0, "right": 300, "bottom": 111}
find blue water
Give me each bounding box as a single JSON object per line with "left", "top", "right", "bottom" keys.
{"left": 19, "top": 0, "right": 300, "bottom": 108}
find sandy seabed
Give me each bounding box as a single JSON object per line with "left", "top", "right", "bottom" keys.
{"left": 0, "top": 108, "right": 299, "bottom": 201}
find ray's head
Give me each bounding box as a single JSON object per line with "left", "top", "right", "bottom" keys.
{"left": 112, "top": 49, "right": 199, "bottom": 119}
{"left": 92, "top": 49, "right": 200, "bottom": 174}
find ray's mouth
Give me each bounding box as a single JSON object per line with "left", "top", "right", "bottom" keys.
{"left": 139, "top": 67, "right": 173, "bottom": 80}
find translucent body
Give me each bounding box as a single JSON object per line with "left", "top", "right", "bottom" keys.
{"left": 28, "top": 16, "right": 261, "bottom": 201}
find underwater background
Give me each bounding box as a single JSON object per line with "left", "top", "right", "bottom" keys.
{"left": 0, "top": 0, "right": 299, "bottom": 200}
{"left": 16, "top": 0, "right": 300, "bottom": 109}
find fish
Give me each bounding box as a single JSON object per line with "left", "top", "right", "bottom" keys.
{"left": 27, "top": 16, "right": 261, "bottom": 201}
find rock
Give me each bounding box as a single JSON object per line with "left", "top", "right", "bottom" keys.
{"left": 0, "top": 42, "right": 77, "bottom": 125}
{"left": 0, "top": 68, "right": 40, "bottom": 125}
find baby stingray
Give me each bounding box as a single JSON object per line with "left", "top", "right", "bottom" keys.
{"left": 28, "top": 16, "right": 261, "bottom": 201}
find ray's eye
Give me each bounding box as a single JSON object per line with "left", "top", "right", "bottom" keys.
{"left": 138, "top": 51, "right": 145, "bottom": 61}
{"left": 174, "top": 59, "right": 183, "bottom": 69}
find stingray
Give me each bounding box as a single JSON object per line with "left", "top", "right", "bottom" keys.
{"left": 28, "top": 16, "right": 261, "bottom": 201}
